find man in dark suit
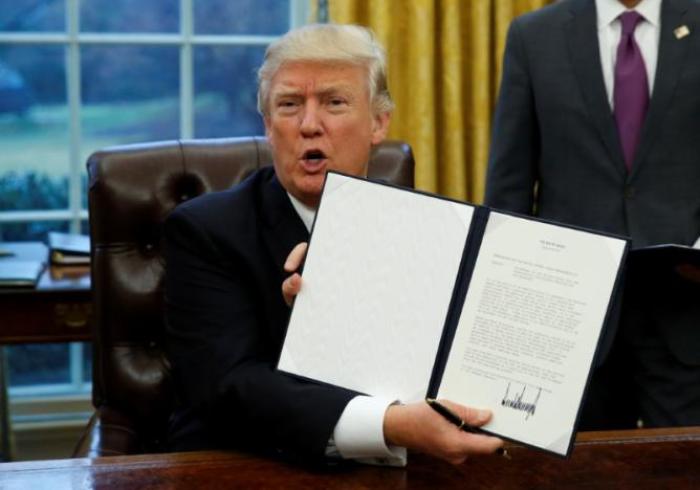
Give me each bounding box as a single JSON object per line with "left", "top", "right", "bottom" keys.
{"left": 164, "top": 24, "right": 503, "bottom": 465}
{"left": 485, "top": 0, "right": 700, "bottom": 428}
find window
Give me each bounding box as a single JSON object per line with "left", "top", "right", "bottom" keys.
{"left": 1, "top": 0, "right": 308, "bottom": 410}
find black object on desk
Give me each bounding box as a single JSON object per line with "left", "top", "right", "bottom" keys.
{"left": 48, "top": 232, "right": 90, "bottom": 265}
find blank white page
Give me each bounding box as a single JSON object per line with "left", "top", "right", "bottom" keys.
{"left": 278, "top": 173, "right": 474, "bottom": 402}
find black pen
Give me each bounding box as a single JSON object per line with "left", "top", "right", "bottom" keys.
{"left": 425, "top": 398, "right": 510, "bottom": 459}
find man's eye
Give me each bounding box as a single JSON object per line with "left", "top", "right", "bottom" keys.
{"left": 279, "top": 100, "right": 297, "bottom": 108}
{"left": 329, "top": 98, "right": 346, "bottom": 106}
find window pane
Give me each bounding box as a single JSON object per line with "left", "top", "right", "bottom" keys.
{"left": 0, "top": 0, "right": 64, "bottom": 32}
{"left": 81, "top": 45, "right": 179, "bottom": 161}
{"left": 0, "top": 220, "right": 69, "bottom": 242}
{"left": 194, "top": 45, "right": 265, "bottom": 138}
{"left": 7, "top": 343, "right": 70, "bottom": 387}
{"left": 80, "top": 0, "right": 178, "bottom": 33}
{"left": 195, "top": 0, "right": 290, "bottom": 35}
{"left": 0, "top": 45, "right": 68, "bottom": 211}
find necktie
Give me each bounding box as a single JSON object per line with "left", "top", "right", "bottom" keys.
{"left": 614, "top": 11, "right": 649, "bottom": 171}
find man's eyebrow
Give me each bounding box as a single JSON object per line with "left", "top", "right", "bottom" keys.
{"left": 270, "top": 83, "right": 359, "bottom": 100}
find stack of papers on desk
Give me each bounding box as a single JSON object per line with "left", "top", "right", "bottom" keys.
{"left": 0, "top": 260, "right": 45, "bottom": 287}
{"left": 48, "top": 232, "right": 90, "bottom": 265}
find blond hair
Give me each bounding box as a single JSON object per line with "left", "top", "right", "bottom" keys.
{"left": 257, "top": 23, "right": 393, "bottom": 116}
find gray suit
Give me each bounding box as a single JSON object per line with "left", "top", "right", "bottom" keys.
{"left": 485, "top": 0, "right": 700, "bottom": 428}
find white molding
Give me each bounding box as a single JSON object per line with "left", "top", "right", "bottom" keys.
{"left": 9, "top": 382, "right": 91, "bottom": 398}
{"left": 67, "top": 0, "right": 82, "bottom": 235}
{"left": 290, "top": 0, "right": 312, "bottom": 28}
{"left": 180, "top": 0, "right": 194, "bottom": 139}
{"left": 13, "top": 418, "right": 88, "bottom": 432}
{"left": 0, "top": 33, "right": 279, "bottom": 46}
{"left": 0, "top": 210, "right": 88, "bottom": 222}
{"left": 0, "top": 33, "right": 69, "bottom": 43}
{"left": 189, "top": 35, "right": 278, "bottom": 45}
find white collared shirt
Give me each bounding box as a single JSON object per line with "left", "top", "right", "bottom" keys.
{"left": 287, "top": 192, "right": 316, "bottom": 232}
{"left": 286, "top": 191, "right": 407, "bottom": 465}
{"left": 596, "top": 0, "right": 662, "bottom": 108}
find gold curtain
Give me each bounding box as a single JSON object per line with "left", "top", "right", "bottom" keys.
{"left": 329, "top": 0, "right": 553, "bottom": 203}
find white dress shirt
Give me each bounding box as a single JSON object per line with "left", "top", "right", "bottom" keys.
{"left": 596, "top": 0, "right": 661, "bottom": 108}
{"left": 287, "top": 192, "right": 407, "bottom": 466}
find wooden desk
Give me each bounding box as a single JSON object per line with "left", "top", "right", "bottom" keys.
{"left": 0, "top": 242, "right": 91, "bottom": 460}
{"left": 0, "top": 427, "right": 698, "bottom": 489}
{"left": 0, "top": 242, "right": 91, "bottom": 344}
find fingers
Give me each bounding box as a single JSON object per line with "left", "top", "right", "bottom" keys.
{"left": 433, "top": 400, "right": 504, "bottom": 462}
{"left": 282, "top": 242, "right": 308, "bottom": 306}
{"left": 454, "top": 431, "right": 504, "bottom": 457}
{"left": 443, "top": 435, "right": 504, "bottom": 465}
{"left": 384, "top": 401, "right": 504, "bottom": 465}
{"left": 284, "top": 242, "right": 308, "bottom": 273}
{"left": 282, "top": 272, "right": 302, "bottom": 306}
{"left": 441, "top": 399, "right": 491, "bottom": 427}
{"left": 441, "top": 425, "right": 504, "bottom": 463}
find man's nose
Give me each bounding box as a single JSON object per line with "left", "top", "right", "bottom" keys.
{"left": 300, "top": 103, "right": 323, "bottom": 137}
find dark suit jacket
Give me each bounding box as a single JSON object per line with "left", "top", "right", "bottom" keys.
{"left": 486, "top": 0, "right": 700, "bottom": 249}
{"left": 164, "top": 166, "right": 356, "bottom": 461}
{"left": 485, "top": 0, "right": 700, "bottom": 426}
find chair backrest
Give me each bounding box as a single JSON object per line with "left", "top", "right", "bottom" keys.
{"left": 86, "top": 136, "right": 414, "bottom": 453}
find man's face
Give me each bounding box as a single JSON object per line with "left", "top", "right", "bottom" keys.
{"left": 264, "top": 61, "right": 390, "bottom": 208}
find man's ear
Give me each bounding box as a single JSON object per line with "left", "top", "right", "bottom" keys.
{"left": 264, "top": 116, "right": 272, "bottom": 141}
{"left": 370, "top": 111, "right": 391, "bottom": 145}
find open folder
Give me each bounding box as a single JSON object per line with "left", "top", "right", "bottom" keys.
{"left": 277, "top": 172, "right": 628, "bottom": 457}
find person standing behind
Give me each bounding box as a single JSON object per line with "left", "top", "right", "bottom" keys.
{"left": 485, "top": 0, "right": 700, "bottom": 429}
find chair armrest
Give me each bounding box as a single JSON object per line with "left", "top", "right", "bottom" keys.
{"left": 72, "top": 406, "right": 141, "bottom": 458}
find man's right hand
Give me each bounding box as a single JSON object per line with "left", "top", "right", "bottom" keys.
{"left": 282, "top": 242, "right": 308, "bottom": 306}
{"left": 383, "top": 400, "right": 504, "bottom": 465}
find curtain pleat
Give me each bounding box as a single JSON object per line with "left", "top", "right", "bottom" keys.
{"left": 329, "top": 0, "right": 553, "bottom": 202}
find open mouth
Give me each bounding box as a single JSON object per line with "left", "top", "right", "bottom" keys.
{"left": 302, "top": 149, "right": 327, "bottom": 161}
{"left": 300, "top": 149, "right": 327, "bottom": 171}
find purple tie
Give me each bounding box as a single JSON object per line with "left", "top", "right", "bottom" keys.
{"left": 614, "top": 11, "right": 649, "bottom": 170}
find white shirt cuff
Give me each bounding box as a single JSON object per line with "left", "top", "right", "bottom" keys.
{"left": 331, "top": 395, "right": 407, "bottom": 466}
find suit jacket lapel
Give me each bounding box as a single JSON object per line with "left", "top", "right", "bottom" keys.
{"left": 631, "top": 0, "right": 692, "bottom": 179}
{"left": 260, "top": 172, "right": 310, "bottom": 279}
{"left": 565, "top": 0, "right": 627, "bottom": 177}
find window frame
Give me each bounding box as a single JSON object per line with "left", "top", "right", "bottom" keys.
{"left": 1, "top": 0, "right": 309, "bottom": 402}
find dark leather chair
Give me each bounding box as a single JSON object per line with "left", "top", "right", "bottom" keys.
{"left": 73, "top": 137, "right": 414, "bottom": 457}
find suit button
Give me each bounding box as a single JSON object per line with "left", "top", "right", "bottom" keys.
{"left": 624, "top": 186, "right": 635, "bottom": 199}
